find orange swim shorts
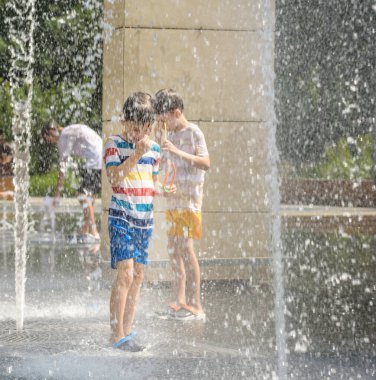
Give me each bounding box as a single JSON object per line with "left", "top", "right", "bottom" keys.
{"left": 165, "top": 209, "right": 202, "bottom": 240}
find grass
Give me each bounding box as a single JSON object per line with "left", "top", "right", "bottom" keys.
{"left": 295, "top": 133, "right": 373, "bottom": 180}
{"left": 29, "top": 169, "right": 79, "bottom": 197}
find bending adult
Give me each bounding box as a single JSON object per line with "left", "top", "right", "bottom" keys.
{"left": 42, "top": 122, "right": 102, "bottom": 242}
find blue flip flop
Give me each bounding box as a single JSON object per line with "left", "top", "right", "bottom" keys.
{"left": 112, "top": 331, "right": 137, "bottom": 349}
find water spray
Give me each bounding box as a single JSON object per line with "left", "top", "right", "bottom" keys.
{"left": 6, "top": 0, "right": 36, "bottom": 331}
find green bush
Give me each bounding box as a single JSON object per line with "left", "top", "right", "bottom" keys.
{"left": 299, "top": 134, "right": 373, "bottom": 180}
{"left": 1, "top": 1, "right": 103, "bottom": 175}
{"left": 29, "top": 169, "right": 79, "bottom": 197}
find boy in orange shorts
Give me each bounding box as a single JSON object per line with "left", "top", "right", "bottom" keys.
{"left": 154, "top": 89, "right": 210, "bottom": 320}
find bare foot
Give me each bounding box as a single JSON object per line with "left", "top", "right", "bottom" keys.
{"left": 91, "top": 232, "right": 100, "bottom": 240}
{"left": 89, "top": 228, "right": 100, "bottom": 240}
{"left": 110, "top": 335, "right": 124, "bottom": 345}
{"left": 168, "top": 302, "right": 184, "bottom": 311}
{"left": 184, "top": 304, "right": 204, "bottom": 315}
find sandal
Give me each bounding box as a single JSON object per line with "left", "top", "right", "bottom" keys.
{"left": 113, "top": 332, "right": 146, "bottom": 352}
{"left": 174, "top": 305, "right": 206, "bottom": 321}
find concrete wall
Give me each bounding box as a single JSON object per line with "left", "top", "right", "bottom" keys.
{"left": 102, "top": 0, "right": 275, "bottom": 281}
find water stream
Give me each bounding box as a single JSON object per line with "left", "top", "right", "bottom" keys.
{"left": 6, "top": 0, "right": 36, "bottom": 331}
{"left": 259, "top": 0, "right": 288, "bottom": 378}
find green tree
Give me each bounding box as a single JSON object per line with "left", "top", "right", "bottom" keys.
{"left": 0, "top": 0, "right": 103, "bottom": 174}
{"left": 276, "top": 0, "right": 375, "bottom": 167}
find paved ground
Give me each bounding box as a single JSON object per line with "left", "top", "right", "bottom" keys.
{"left": 2, "top": 197, "right": 376, "bottom": 216}
{"left": 0, "top": 239, "right": 375, "bottom": 379}
{"left": 280, "top": 204, "right": 376, "bottom": 217}
{"left": 0, "top": 199, "right": 375, "bottom": 379}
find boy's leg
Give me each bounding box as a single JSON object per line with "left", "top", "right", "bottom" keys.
{"left": 168, "top": 235, "right": 186, "bottom": 306}
{"left": 88, "top": 196, "right": 99, "bottom": 237}
{"left": 122, "top": 262, "right": 145, "bottom": 335}
{"left": 77, "top": 193, "right": 97, "bottom": 236}
{"left": 182, "top": 237, "right": 203, "bottom": 315}
{"left": 77, "top": 169, "right": 100, "bottom": 237}
{"left": 110, "top": 259, "right": 134, "bottom": 343}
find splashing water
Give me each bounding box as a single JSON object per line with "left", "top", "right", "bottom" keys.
{"left": 258, "top": 0, "right": 288, "bottom": 378}
{"left": 6, "top": 0, "right": 36, "bottom": 331}
{"left": 41, "top": 197, "right": 56, "bottom": 242}
{"left": 60, "top": 0, "right": 103, "bottom": 124}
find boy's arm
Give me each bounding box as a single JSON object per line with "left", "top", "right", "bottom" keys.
{"left": 106, "top": 135, "right": 151, "bottom": 186}
{"left": 54, "top": 134, "right": 75, "bottom": 202}
{"left": 106, "top": 150, "right": 143, "bottom": 186}
{"left": 153, "top": 174, "right": 163, "bottom": 195}
{"left": 152, "top": 147, "right": 176, "bottom": 195}
{"left": 162, "top": 140, "right": 210, "bottom": 171}
{"left": 151, "top": 150, "right": 164, "bottom": 195}
{"left": 55, "top": 168, "right": 65, "bottom": 199}
{"left": 54, "top": 159, "right": 68, "bottom": 205}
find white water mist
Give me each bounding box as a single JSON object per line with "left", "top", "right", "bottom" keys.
{"left": 258, "top": 0, "right": 288, "bottom": 378}
{"left": 7, "top": 0, "right": 36, "bottom": 330}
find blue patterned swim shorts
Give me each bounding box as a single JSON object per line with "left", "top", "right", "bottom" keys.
{"left": 109, "top": 217, "right": 153, "bottom": 269}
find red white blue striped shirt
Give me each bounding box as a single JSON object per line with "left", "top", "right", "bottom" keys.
{"left": 103, "top": 135, "right": 160, "bottom": 229}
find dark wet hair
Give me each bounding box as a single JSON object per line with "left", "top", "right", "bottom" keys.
{"left": 153, "top": 89, "right": 184, "bottom": 115}
{"left": 41, "top": 121, "right": 59, "bottom": 139}
{"left": 122, "top": 92, "right": 155, "bottom": 124}
{"left": 0, "top": 142, "right": 12, "bottom": 156}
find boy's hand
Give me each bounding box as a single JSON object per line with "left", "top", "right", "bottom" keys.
{"left": 163, "top": 184, "right": 177, "bottom": 195}
{"left": 162, "top": 140, "right": 179, "bottom": 156}
{"left": 136, "top": 135, "right": 152, "bottom": 156}
{"left": 154, "top": 182, "right": 177, "bottom": 196}
{"left": 154, "top": 182, "right": 164, "bottom": 196}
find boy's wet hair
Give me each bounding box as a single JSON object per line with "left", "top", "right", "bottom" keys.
{"left": 0, "top": 142, "right": 12, "bottom": 157}
{"left": 154, "top": 89, "right": 184, "bottom": 115}
{"left": 122, "top": 92, "right": 155, "bottom": 124}
{"left": 42, "top": 121, "right": 59, "bottom": 139}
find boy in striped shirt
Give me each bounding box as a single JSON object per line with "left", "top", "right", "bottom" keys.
{"left": 104, "top": 92, "right": 174, "bottom": 351}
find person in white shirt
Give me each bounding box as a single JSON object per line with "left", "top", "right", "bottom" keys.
{"left": 154, "top": 89, "right": 210, "bottom": 321}
{"left": 42, "top": 122, "right": 102, "bottom": 242}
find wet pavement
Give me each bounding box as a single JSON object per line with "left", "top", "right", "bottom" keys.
{"left": 0, "top": 239, "right": 276, "bottom": 379}
{"left": 0, "top": 199, "right": 375, "bottom": 379}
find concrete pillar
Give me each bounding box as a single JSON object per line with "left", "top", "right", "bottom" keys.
{"left": 102, "top": 0, "right": 275, "bottom": 281}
